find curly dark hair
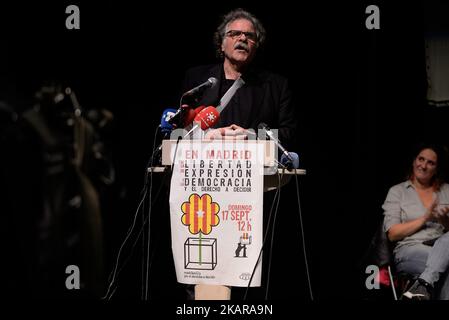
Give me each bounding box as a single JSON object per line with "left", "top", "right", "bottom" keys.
{"left": 213, "top": 8, "right": 266, "bottom": 59}
{"left": 406, "top": 142, "right": 449, "bottom": 190}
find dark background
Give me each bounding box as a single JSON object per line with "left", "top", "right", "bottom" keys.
{"left": 1, "top": 1, "right": 449, "bottom": 301}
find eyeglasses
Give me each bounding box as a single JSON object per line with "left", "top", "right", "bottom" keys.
{"left": 225, "top": 30, "right": 257, "bottom": 42}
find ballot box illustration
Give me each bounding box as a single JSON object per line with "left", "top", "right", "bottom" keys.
{"left": 184, "top": 237, "right": 217, "bottom": 270}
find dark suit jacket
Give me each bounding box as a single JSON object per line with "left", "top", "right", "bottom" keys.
{"left": 182, "top": 64, "right": 297, "bottom": 149}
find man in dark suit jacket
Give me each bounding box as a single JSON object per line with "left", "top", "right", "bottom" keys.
{"left": 178, "top": 8, "right": 298, "bottom": 301}
{"left": 181, "top": 8, "right": 297, "bottom": 149}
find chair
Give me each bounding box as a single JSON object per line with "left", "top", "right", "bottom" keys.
{"left": 364, "top": 219, "right": 414, "bottom": 300}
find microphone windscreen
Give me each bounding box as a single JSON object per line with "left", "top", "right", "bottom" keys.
{"left": 280, "top": 152, "right": 300, "bottom": 169}
{"left": 160, "top": 108, "right": 177, "bottom": 134}
{"left": 194, "top": 106, "right": 220, "bottom": 130}
{"left": 184, "top": 105, "right": 206, "bottom": 126}
{"left": 208, "top": 77, "right": 218, "bottom": 87}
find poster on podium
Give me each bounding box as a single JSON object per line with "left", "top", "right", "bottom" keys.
{"left": 169, "top": 140, "right": 264, "bottom": 287}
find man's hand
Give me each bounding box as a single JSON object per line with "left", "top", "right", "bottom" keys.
{"left": 205, "top": 124, "right": 249, "bottom": 140}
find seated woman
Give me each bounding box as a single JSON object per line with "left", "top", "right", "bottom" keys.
{"left": 383, "top": 143, "right": 449, "bottom": 300}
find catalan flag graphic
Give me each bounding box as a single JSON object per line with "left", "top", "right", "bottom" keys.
{"left": 181, "top": 194, "right": 220, "bottom": 235}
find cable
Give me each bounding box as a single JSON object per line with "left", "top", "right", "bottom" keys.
{"left": 244, "top": 169, "right": 281, "bottom": 300}
{"left": 102, "top": 170, "right": 170, "bottom": 300}
{"left": 102, "top": 194, "right": 146, "bottom": 300}
{"left": 140, "top": 190, "right": 146, "bottom": 300}
{"left": 141, "top": 125, "right": 160, "bottom": 299}
{"left": 142, "top": 135, "right": 181, "bottom": 300}
{"left": 143, "top": 126, "right": 159, "bottom": 300}
{"left": 264, "top": 170, "right": 284, "bottom": 299}
{"left": 170, "top": 136, "right": 182, "bottom": 173}
{"left": 294, "top": 173, "right": 314, "bottom": 301}
{"left": 102, "top": 125, "right": 159, "bottom": 300}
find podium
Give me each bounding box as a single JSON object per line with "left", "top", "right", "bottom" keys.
{"left": 158, "top": 139, "right": 306, "bottom": 191}
{"left": 150, "top": 140, "right": 306, "bottom": 300}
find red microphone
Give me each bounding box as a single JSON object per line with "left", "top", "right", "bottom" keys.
{"left": 193, "top": 106, "right": 219, "bottom": 130}
{"left": 183, "top": 105, "right": 206, "bottom": 127}
{"left": 184, "top": 106, "right": 220, "bottom": 138}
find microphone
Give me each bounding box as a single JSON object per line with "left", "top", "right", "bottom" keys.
{"left": 258, "top": 122, "right": 296, "bottom": 166}
{"left": 194, "top": 106, "right": 220, "bottom": 130}
{"left": 154, "top": 108, "right": 178, "bottom": 160}
{"left": 168, "top": 78, "right": 217, "bottom": 127}
{"left": 183, "top": 77, "right": 218, "bottom": 97}
{"left": 281, "top": 152, "right": 300, "bottom": 169}
{"left": 167, "top": 104, "right": 191, "bottom": 127}
{"left": 160, "top": 108, "right": 177, "bottom": 136}
{"left": 183, "top": 105, "right": 206, "bottom": 127}
{"left": 184, "top": 106, "right": 220, "bottom": 138}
